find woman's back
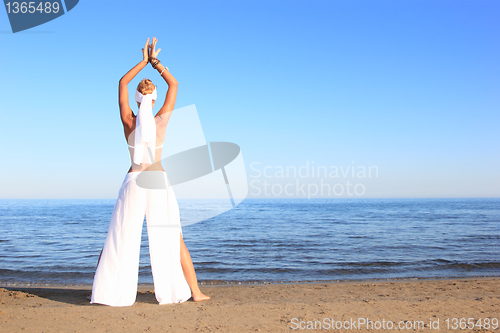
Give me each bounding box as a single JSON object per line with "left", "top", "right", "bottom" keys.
{"left": 125, "top": 113, "right": 169, "bottom": 173}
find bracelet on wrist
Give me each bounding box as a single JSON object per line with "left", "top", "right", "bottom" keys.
{"left": 153, "top": 60, "right": 160, "bottom": 69}
{"left": 149, "top": 57, "right": 169, "bottom": 73}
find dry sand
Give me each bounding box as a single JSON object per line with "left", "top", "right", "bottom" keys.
{"left": 1, "top": 277, "right": 499, "bottom": 332}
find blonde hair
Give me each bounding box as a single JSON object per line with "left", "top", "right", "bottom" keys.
{"left": 137, "top": 78, "right": 155, "bottom": 95}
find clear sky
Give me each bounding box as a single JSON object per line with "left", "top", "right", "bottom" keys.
{"left": 0, "top": 0, "right": 498, "bottom": 199}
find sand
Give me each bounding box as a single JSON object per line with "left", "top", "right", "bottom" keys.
{"left": 0, "top": 277, "right": 498, "bottom": 332}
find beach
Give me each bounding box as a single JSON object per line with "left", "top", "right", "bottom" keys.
{"left": 1, "top": 199, "right": 499, "bottom": 332}
{"left": 1, "top": 277, "right": 498, "bottom": 332}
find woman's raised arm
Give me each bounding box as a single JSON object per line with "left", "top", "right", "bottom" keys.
{"left": 118, "top": 38, "right": 150, "bottom": 126}
{"left": 148, "top": 37, "right": 178, "bottom": 119}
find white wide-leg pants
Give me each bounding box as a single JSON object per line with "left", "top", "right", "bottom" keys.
{"left": 90, "top": 171, "right": 192, "bottom": 307}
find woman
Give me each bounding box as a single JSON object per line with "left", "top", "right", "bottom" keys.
{"left": 90, "top": 37, "right": 210, "bottom": 306}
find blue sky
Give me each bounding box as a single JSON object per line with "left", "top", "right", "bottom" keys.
{"left": 0, "top": 0, "right": 498, "bottom": 198}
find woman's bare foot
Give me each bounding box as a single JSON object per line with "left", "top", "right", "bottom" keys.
{"left": 192, "top": 292, "right": 210, "bottom": 302}
{"left": 87, "top": 294, "right": 92, "bottom": 301}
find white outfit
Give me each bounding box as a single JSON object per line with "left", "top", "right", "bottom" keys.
{"left": 91, "top": 88, "right": 190, "bottom": 306}
{"left": 90, "top": 170, "right": 192, "bottom": 306}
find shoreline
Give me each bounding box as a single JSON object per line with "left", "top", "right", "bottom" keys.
{"left": 1, "top": 274, "right": 499, "bottom": 288}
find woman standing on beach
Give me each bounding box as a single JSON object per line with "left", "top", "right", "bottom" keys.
{"left": 90, "top": 37, "right": 210, "bottom": 306}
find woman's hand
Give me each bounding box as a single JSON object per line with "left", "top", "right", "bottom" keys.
{"left": 142, "top": 38, "right": 150, "bottom": 63}
{"left": 149, "top": 37, "right": 161, "bottom": 59}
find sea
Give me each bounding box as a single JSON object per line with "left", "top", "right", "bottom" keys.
{"left": 0, "top": 198, "right": 499, "bottom": 286}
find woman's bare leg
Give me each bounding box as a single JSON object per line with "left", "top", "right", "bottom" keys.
{"left": 180, "top": 234, "right": 210, "bottom": 301}
{"left": 96, "top": 249, "right": 103, "bottom": 269}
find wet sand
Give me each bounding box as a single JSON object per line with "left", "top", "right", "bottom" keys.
{"left": 1, "top": 277, "right": 499, "bottom": 332}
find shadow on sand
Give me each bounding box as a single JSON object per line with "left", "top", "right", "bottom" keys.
{"left": 0, "top": 286, "right": 193, "bottom": 306}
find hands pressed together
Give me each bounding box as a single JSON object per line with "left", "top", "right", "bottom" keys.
{"left": 142, "top": 37, "right": 161, "bottom": 64}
